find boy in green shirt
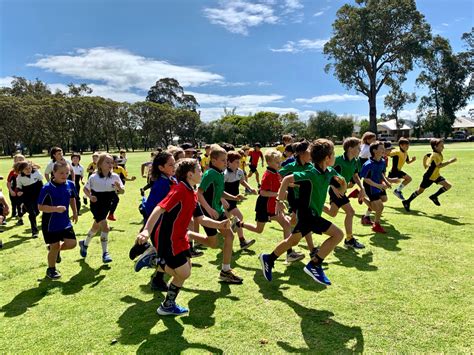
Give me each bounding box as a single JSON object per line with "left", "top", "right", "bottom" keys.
{"left": 198, "top": 144, "right": 245, "bottom": 284}
{"left": 323, "top": 137, "right": 365, "bottom": 249}
{"left": 259, "top": 139, "right": 345, "bottom": 286}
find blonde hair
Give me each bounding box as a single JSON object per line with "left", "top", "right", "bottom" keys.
{"left": 264, "top": 149, "right": 282, "bottom": 164}
{"left": 96, "top": 153, "right": 113, "bottom": 175}
{"left": 210, "top": 144, "right": 227, "bottom": 160}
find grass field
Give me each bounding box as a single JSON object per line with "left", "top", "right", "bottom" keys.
{"left": 0, "top": 143, "right": 473, "bottom": 353}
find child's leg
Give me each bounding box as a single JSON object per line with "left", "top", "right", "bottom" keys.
{"left": 430, "top": 180, "right": 451, "bottom": 199}
{"left": 231, "top": 208, "right": 246, "bottom": 241}
{"left": 304, "top": 233, "right": 315, "bottom": 251}
{"left": 163, "top": 260, "right": 191, "bottom": 307}
{"left": 273, "top": 232, "right": 303, "bottom": 257}
{"left": 323, "top": 203, "right": 339, "bottom": 217}
{"left": 255, "top": 170, "right": 260, "bottom": 186}
{"left": 220, "top": 228, "right": 235, "bottom": 269}
{"left": 48, "top": 242, "right": 61, "bottom": 268}
{"left": 313, "top": 224, "right": 344, "bottom": 260}
{"left": 340, "top": 203, "right": 355, "bottom": 239}
{"left": 273, "top": 213, "right": 291, "bottom": 239}
{"left": 25, "top": 201, "right": 38, "bottom": 234}
{"left": 239, "top": 221, "right": 266, "bottom": 234}
{"left": 99, "top": 220, "right": 110, "bottom": 254}
{"left": 61, "top": 238, "right": 77, "bottom": 251}
{"left": 371, "top": 200, "right": 384, "bottom": 224}
{"left": 84, "top": 221, "right": 100, "bottom": 246}
{"left": 109, "top": 195, "right": 119, "bottom": 216}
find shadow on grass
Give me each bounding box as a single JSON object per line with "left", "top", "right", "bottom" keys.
{"left": 332, "top": 247, "right": 378, "bottom": 272}
{"left": 0, "top": 259, "right": 109, "bottom": 317}
{"left": 117, "top": 293, "right": 223, "bottom": 354}
{"left": 387, "top": 206, "right": 469, "bottom": 226}
{"left": 250, "top": 265, "right": 364, "bottom": 352}
{"left": 369, "top": 222, "right": 411, "bottom": 252}
{"left": 0, "top": 234, "right": 31, "bottom": 251}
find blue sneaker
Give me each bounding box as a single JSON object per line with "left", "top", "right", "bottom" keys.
{"left": 79, "top": 240, "right": 88, "bottom": 258}
{"left": 134, "top": 247, "right": 157, "bottom": 272}
{"left": 102, "top": 252, "right": 113, "bottom": 263}
{"left": 259, "top": 253, "right": 274, "bottom": 281}
{"left": 304, "top": 262, "right": 331, "bottom": 286}
{"left": 157, "top": 303, "right": 189, "bottom": 316}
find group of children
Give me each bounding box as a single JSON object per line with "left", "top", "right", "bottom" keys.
{"left": 0, "top": 134, "right": 456, "bottom": 316}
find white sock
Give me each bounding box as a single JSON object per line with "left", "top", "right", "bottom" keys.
{"left": 364, "top": 210, "right": 371, "bottom": 217}
{"left": 222, "top": 264, "right": 231, "bottom": 272}
{"left": 84, "top": 230, "right": 95, "bottom": 246}
{"left": 397, "top": 184, "right": 405, "bottom": 191}
{"left": 100, "top": 232, "right": 109, "bottom": 253}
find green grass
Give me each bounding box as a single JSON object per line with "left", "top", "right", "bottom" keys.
{"left": 0, "top": 143, "right": 473, "bottom": 353}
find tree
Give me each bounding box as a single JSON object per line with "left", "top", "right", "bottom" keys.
{"left": 384, "top": 82, "right": 416, "bottom": 139}
{"left": 417, "top": 34, "right": 473, "bottom": 137}
{"left": 146, "top": 78, "right": 199, "bottom": 111}
{"left": 324, "top": 0, "right": 431, "bottom": 133}
{"left": 280, "top": 112, "right": 307, "bottom": 138}
{"left": 359, "top": 119, "right": 370, "bottom": 135}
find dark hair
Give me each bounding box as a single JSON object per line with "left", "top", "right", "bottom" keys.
{"left": 53, "top": 161, "right": 69, "bottom": 173}
{"left": 370, "top": 141, "right": 384, "bottom": 156}
{"left": 175, "top": 158, "right": 199, "bottom": 182}
{"left": 204, "top": 144, "right": 211, "bottom": 150}
{"left": 151, "top": 151, "right": 173, "bottom": 180}
{"left": 220, "top": 143, "right": 235, "bottom": 152}
{"left": 71, "top": 152, "right": 81, "bottom": 160}
{"left": 180, "top": 142, "right": 194, "bottom": 151}
{"left": 284, "top": 144, "right": 294, "bottom": 154}
{"left": 398, "top": 138, "right": 409, "bottom": 146}
{"left": 361, "top": 132, "right": 376, "bottom": 144}
{"left": 254, "top": 142, "right": 262, "bottom": 148}
{"left": 383, "top": 141, "right": 393, "bottom": 150}
{"left": 342, "top": 137, "right": 361, "bottom": 152}
{"left": 430, "top": 138, "right": 443, "bottom": 151}
{"left": 294, "top": 140, "right": 310, "bottom": 155}
{"left": 50, "top": 147, "right": 63, "bottom": 161}
{"left": 227, "top": 151, "right": 241, "bottom": 163}
{"left": 282, "top": 134, "right": 293, "bottom": 143}
{"left": 120, "top": 149, "right": 126, "bottom": 154}
{"left": 14, "top": 161, "right": 30, "bottom": 173}
{"left": 112, "top": 155, "right": 119, "bottom": 162}
{"left": 310, "top": 139, "right": 334, "bottom": 164}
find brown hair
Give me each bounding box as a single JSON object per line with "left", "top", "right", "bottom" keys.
{"left": 282, "top": 134, "right": 293, "bottom": 144}
{"left": 175, "top": 158, "right": 199, "bottom": 182}
{"left": 343, "top": 137, "right": 361, "bottom": 152}
{"left": 96, "top": 153, "right": 113, "bottom": 175}
{"left": 119, "top": 149, "right": 126, "bottom": 154}
{"left": 430, "top": 138, "right": 443, "bottom": 151}
{"left": 210, "top": 144, "right": 227, "bottom": 160}
{"left": 310, "top": 139, "right": 334, "bottom": 164}
{"left": 227, "top": 151, "right": 241, "bottom": 163}
{"left": 50, "top": 147, "right": 63, "bottom": 161}
{"left": 14, "top": 161, "right": 30, "bottom": 174}
{"left": 398, "top": 137, "right": 410, "bottom": 146}
{"left": 369, "top": 141, "right": 384, "bottom": 157}
{"left": 53, "top": 161, "right": 69, "bottom": 173}
{"left": 71, "top": 152, "right": 81, "bottom": 160}
{"left": 361, "top": 132, "right": 376, "bottom": 144}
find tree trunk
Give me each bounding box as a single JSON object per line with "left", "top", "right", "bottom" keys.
{"left": 369, "top": 93, "right": 377, "bottom": 134}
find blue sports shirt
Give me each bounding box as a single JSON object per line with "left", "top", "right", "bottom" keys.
{"left": 38, "top": 180, "right": 77, "bottom": 232}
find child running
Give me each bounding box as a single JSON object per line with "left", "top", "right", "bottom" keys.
{"left": 388, "top": 138, "right": 416, "bottom": 200}
{"left": 38, "top": 161, "right": 78, "bottom": 279}
{"left": 80, "top": 153, "right": 124, "bottom": 263}
{"left": 324, "top": 137, "right": 366, "bottom": 249}
{"left": 6, "top": 154, "right": 26, "bottom": 223}
{"left": 224, "top": 151, "right": 256, "bottom": 250}
{"left": 108, "top": 156, "right": 136, "bottom": 221}
{"left": 200, "top": 145, "right": 211, "bottom": 172}
{"left": 71, "top": 152, "right": 84, "bottom": 213}
{"left": 259, "top": 139, "right": 345, "bottom": 286}
{"left": 359, "top": 132, "right": 376, "bottom": 166}
{"left": 198, "top": 144, "right": 245, "bottom": 284}
{"left": 359, "top": 141, "right": 392, "bottom": 234}
{"left": 135, "top": 158, "right": 231, "bottom": 316}
{"left": 402, "top": 138, "right": 456, "bottom": 211}
{"left": 15, "top": 161, "right": 44, "bottom": 238}
{"left": 86, "top": 152, "right": 100, "bottom": 178}
{"left": 44, "top": 147, "right": 75, "bottom": 182}
{"left": 247, "top": 143, "right": 264, "bottom": 188}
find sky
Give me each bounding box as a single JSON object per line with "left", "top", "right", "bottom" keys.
{"left": 0, "top": 0, "right": 472, "bottom": 122}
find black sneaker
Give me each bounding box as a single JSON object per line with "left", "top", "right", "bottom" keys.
{"left": 16, "top": 219, "right": 24, "bottom": 226}
{"left": 219, "top": 269, "right": 243, "bottom": 284}
{"left": 140, "top": 188, "right": 145, "bottom": 197}
{"left": 239, "top": 239, "right": 256, "bottom": 250}
{"left": 429, "top": 195, "right": 441, "bottom": 206}
{"left": 402, "top": 200, "right": 411, "bottom": 212}
{"left": 344, "top": 238, "right": 365, "bottom": 249}
{"left": 46, "top": 267, "right": 61, "bottom": 280}
{"left": 83, "top": 197, "right": 88, "bottom": 205}
{"left": 190, "top": 249, "right": 204, "bottom": 258}
{"left": 129, "top": 242, "right": 150, "bottom": 260}
{"left": 32, "top": 232, "right": 39, "bottom": 238}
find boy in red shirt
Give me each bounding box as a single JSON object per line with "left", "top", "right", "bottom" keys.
{"left": 247, "top": 143, "right": 264, "bottom": 188}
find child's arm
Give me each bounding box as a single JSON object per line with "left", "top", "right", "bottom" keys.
{"left": 407, "top": 156, "right": 416, "bottom": 164}
{"left": 6, "top": 179, "right": 15, "bottom": 196}
{"left": 363, "top": 177, "right": 387, "bottom": 190}
{"left": 69, "top": 197, "right": 78, "bottom": 223}
{"left": 275, "top": 175, "right": 293, "bottom": 214}
{"left": 83, "top": 186, "right": 97, "bottom": 202}
{"left": 222, "top": 191, "right": 244, "bottom": 201}
{"left": 260, "top": 152, "right": 264, "bottom": 167}
{"left": 38, "top": 204, "right": 67, "bottom": 213}
{"left": 197, "top": 188, "right": 218, "bottom": 219}
{"left": 259, "top": 190, "right": 278, "bottom": 197}
{"left": 114, "top": 180, "right": 125, "bottom": 194}
{"left": 240, "top": 179, "right": 257, "bottom": 194}
{"left": 352, "top": 173, "right": 366, "bottom": 200}
{"left": 195, "top": 215, "right": 230, "bottom": 230}
{"left": 438, "top": 158, "right": 457, "bottom": 168}
{"left": 136, "top": 206, "right": 165, "bottom": 244}
{"left": 381, "top": 173, "right": 392, "bottom": 188}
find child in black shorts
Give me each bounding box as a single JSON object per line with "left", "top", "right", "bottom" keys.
{"left": 38, "top": 161, "right": 78, "bottom": 279}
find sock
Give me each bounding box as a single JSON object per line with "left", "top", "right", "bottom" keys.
{"left": 311, "top": 254, "right": 324, "bottom": 266}
{"left": 364, "top": 210, "right": 371, "bottom": 217}
{"left": 84, "top": 230, "right": 95, "bottom": 246}
{"left": 346, "top": 234, "right": 353, "bottom": 241}
{"left": 269, "top": 252, "right": 278, "bottom": 263}
{"left": 153, "top": 271, "right": 165, "bottom": 283}
{"left": 100, "top": 232, "right": 109, "bottom": 253}
{"left": 163, "top": 283, "right": 181, "bottom": 307}
{"left": 430, "top": 187, "right": 447, "bottom": 198}
{"left": 397, "top": 184, "right": 405, "bottom": 191}
{"left": 406, "top": 191, "right": 419, "bottom": 203}
{"left": 222, "top": 264, "right": 231, "bottom": 272}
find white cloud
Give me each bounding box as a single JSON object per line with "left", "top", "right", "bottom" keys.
{"left": 313, "top": 11, "right": 324, "bottom": 17}
{"left": 189, "top": 91, "right": 284, "bottom": 106}
{"left": 282, "top": 0, "right": 303, "bottom": 11}
{"left": 441, "top": 23, "right": 449, "bottom": 27}
{"left": 203, "top": 1, "right": 278, "bottom": 35}
{"left": 294, "top": 94, "right": 366, "bottom": 104}
{"left": 0, "top": 76, "right": 15, "bottom": 87}
{"left": 28, "top": 47, "right": 224, "bottom": 90}
{"left": 270, "top": 38, "right": 328, "bottom": 53}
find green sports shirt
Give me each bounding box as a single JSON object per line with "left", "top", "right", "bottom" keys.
{"left": 279, "top": 161, "right": 312, "bottom": 199}
{"left": 199, "top": 167, "right": 225, "bottom": 215}
{"left": 293, "top": 165, "right": 341, "bottom": 217}
{"left": 333, "top": 153, "right": 360, "bottom": 183}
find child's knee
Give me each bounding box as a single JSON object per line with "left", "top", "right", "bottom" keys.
{"left": 405, "top": 175, "right": 412, "bottom": 183}
{"left": 345, "top": 206, "right": 355, "bottom": 218}
{"left": 49, "top": 242, "right": 60, "bottom": 250}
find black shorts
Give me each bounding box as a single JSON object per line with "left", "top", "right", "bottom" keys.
{"left": 420, "top": 176, "right": 445, "bottom": 189}
{"left": 90, "top": 198, "right": 113, "bottom": 222}
{"left": 255, "top": 209, "right": 275, "bottom": 223}
{"left": 226, "top": 200, "right": 238, "bottom": 212}
{"left": 249, "top": 165, "right": 257, "bottom": 173}
{"left": 388, "top": 170, "right": 407, "bottom": 179}
{"left": 202, "top": 212, "right": 227, "bottom": 237}
{"left": 293, "top": 212, "right": 332, "bottom": 236}
{"left": 366, "top": 189, "right": 387, "bottom": 202}
{"left": 329, "top": 188, "right": 350, "bottom": 208}
{"left": 157, "top": 248, "right": 191, "bottom": 269}
{"left": 43, "top": 227, "right": 76, "bottom": 245}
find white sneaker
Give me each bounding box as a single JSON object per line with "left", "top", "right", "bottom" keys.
{"left": 286, "top": 251, "right": 304, "bottom": 263}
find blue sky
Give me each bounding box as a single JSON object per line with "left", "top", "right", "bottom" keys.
{"left": 0, "top": 0, "right": 472, "bottom": 121}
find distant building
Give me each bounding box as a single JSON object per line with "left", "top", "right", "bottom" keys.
{"left": 377, "top": 119, "right": 413, "bottom": 139}
{"left": 452, "top": 116, "right": 474, "bottom": 135}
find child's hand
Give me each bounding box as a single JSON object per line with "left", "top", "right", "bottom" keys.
{"left": 114, "top": 181, "right": 122, "bottom": 188}
{"left": 71, "top": 213, "right": 78, "bottom": 224}
{"left": 220, "top": 219, "right": 231, "bottom": 230}
{"left": 136, "top": 230, "right": 149, "bottom": 245}
{"left": 90, "top": 195, "right": 98, "bottom": 203}
{"left": 208, "top": 208, "right": 219, "bottom": 219}
{"left": 222, "top": 199, "right": 230, "bottom": 210}
{"left": 17, "top": 191, "right": 23, "bottom": 196}
{"left": 358, "top": 189, "right": 366, "bottom": 203}
{"left": 131, "top": 176, "right": 136, "bottom": 181}
{"left": 250, "top": 188, "right": 257, "bottom": 195}
{"left": 331, "top": 185, "right": 343, "bottom": 198}
{"left": 56, "top": 206, "right": 67, "bottom": 213}
{"left": 236, "top": 194, "right": 245, "bottom": 201}
{"left": 379, "top": 184, "right": 388, "bottom": 190}
{"left": 3, "top": 205, "right": 9, "bottom": 216}
{"left": 449, "top": 157, "right": 457, "bottom": 164}
{"left": 411, "top": 156, "right": 417, "bottom": 162}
